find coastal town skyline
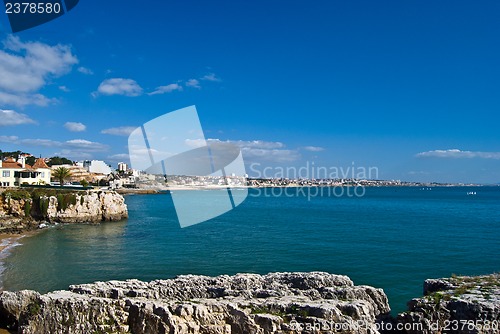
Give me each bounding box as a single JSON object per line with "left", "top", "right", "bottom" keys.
{"left": 0, "top": 1, "right": 499, "bottom": 184}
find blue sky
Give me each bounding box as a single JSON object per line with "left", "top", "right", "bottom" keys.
{"left": 0, "top": 0, "right": 499, "bottom": 183}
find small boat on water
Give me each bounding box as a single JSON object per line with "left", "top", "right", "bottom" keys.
{"left": 467, "top": 191, "right": 477, "bottom": 195}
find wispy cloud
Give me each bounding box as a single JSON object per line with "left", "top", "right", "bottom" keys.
{"left": 0, "top": 36, "right": 78, "bottom": 107}
{"left": 185, "top": 79, "right": 201, "bottom": 89}
{"left": 33, "top": 138, "right": 107, "bottom": 160}
{"left": 185, "top": 138, "right": 299, "bottom": 163}
{"left": 59, "top": 85, "right": 70, "bottom": 92}
{"left": 77, "top": 66, "right": 94, "bottom": 75}
{"left": 101, "top": 126, "right": 137, "bottom": 136}
{"left": 0, "top": 136, "right": 108, "bottom": 158}
{"left": 0, "top": 109, "right": 36, "bottom": 126}
{"left": 151, "top": 72, "right": 221, "bottom": 95}
{"left": 148, "top": 83, "right": 183, "bottom": 95}
{"left": 302, "top": 146, "right": 325, "bottom": 152}
{"left": 201, "top": 73, "right": 221, "bottom": 82}
{"left": 93, "top": 78, "right": 143, "bottom": 97}
{"left": 0, "top": 135, "right": 19, "bottom": 143}
{"left": 107, "top": 153, "right": 130, "bottom": 163}
{"left": 20, "top": 138, "right": 61, "bottom": 147}
{"left": 0, "top": 91, "right": 54, "bottom": 107}
{"left": 65, "top": 139, "right": 107, "bottom": 151}
{"left": 54, "top": 149, "right": 92, "bottom": 160}
{"left": 416, "top": 149, "right": 500, "bottom": 160}
{"left": 64, "top": 122, "right": 86, "bottom": 132}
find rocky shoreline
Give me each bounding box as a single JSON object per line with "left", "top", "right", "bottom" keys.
{"left": 0, "top": 272, "right": 497, "bottom": 333}
{"left": 0, "top": 189, "right": 128, "bottom": 234}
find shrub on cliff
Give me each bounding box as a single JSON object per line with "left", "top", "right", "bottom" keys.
{"left": 2, "top": 190, "right": 31, "bottom": 201}
{"left": 24, "top": 201, "right": 31, "bottom": 217}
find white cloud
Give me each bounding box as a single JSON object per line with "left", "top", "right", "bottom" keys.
{"left": 201, "top": 73, "right": 221, "bottom": 82}
{"left": 239, "top": 147, "right": 300, "bottom": 162}
{"left": 148, "top": 83, "right": 183, "bottom": 95}
{"left": 0, "top": 109, "right": 36, "bottom": 126}
{"left": 416, "top": 149, "right": 500, "bottom": 160}
{"left": 20, "top": 138, "right": 60, "bottom": 147}
{"left": 0, "top": 136, "right": 104, "bottom": 160}
{"left": 107, "top": 153, "right": 130, "bottom": 162}
{"left": 108, "top": 153, "right": 130, "bottom": 160}
{"left": 64, "top": 122, "right": 86, "bottom": 132}
{"left": 101, "top": 126, "right": 137, "bottom": 136}
{"left": 231, "top": 140, "right": 284, "bottom": 149}
{"left": 59, "top": 85, "right": 70, "bottom": 92}
{"left": 65, "top": 139, "right": 108, "bottom": 151}
{"left": 77, "top": 66, "right": 93, "bottom": 75}
{"left": 185, "top": 79, "right": 201, "bottom": 89}
{"left": 302, "top": 146, "right": 325, "bottom": 152}
{"left": 0, "top": 90, "right": 55, "bottom": 107}
{"left": 54, "top": 149, "right": 92, "bottom": 160}
{"left": 0, "top": 135, "right": 19, "bottom": 143}
{"left": 0, "top": 36, "right": 78, "bottom": 107}
{"left": 94, "top": 78, "right": 143, "bottom": 97}
{"left": 186, "top": 138, "right": 299, "bottom": 163}
{"left": 147, "top": 72, "right": 220, "bottom": 96}
{"left": 3, "top": 136, "right": 108, "bottom": 153}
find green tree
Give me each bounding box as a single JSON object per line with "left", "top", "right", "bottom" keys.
{"left": 25, "top": 156, "right": 37, "bottom": 166}
{"left": 52, "top": 167, "right": 72, "bottom": 186}
{"left": 47, "top": 156, "right": 73, "bottom": 166}
{"left": 80, "top": 179, "right": 89, "bottom": 187}
{"left": 0, "top": 150, "right": 24, "bottom": 161}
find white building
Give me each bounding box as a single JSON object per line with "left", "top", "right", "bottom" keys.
{"left": 82, "top": 160, "right": 112, "bottom": 175}
{"left": 118, "top": 162, "right": 128, "bottom": 172}
{"left": 0, "top": 157, "right": 51, "bottom": 187}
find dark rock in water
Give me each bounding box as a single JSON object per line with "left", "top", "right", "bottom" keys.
{"left": 0, "top": 272, "right": 390, "bottom": 333}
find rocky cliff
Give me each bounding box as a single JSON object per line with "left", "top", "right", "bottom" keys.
{"left": 398, "top": 273, "right": 500, "bottom": 334}
{"left": 1, "top": 272, "right": 498, "bottom": 333}
{"left": 46, "top": 190, "right": 128, "bottom": 223}
{"left": 0, "top": 189, "right": 128, "bottom": 232}
{"left": 0, "top": 272, "right": 391, "bottom": 334}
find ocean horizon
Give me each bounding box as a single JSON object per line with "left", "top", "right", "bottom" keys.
{"left": 1, "top": 186, "right": 499, "bottom": 314}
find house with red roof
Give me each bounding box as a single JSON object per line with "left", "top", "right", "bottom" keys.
{"left": 0, "top": 156, "right": 51, "bottom": 187}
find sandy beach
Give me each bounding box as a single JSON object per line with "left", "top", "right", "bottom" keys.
{"left": 0, "top": 231, "right": 39, "bottom": 293}
{"left": 0, "top": 233, "right": 24, "bottom": 255}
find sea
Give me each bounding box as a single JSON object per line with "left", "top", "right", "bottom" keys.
{"left": 1, "top": 186, "right": 499, "bottom": 314}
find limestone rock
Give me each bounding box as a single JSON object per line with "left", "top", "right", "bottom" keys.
{"left": 398, "top": 274, "right": 500, "bottom": 334}
{"left": 48, "top": 191, "right": 128, "bottom": 223}
{"left": 0, "top": 272, "right": 391, "bottom": 333}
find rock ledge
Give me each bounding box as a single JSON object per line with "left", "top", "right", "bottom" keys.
{"left": 0, "top": 272, "right": 390, "bottom": 333}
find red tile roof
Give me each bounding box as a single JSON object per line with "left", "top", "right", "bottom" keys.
{"left": 32, "top": 158, "right": 49, "bottom": 169}
{"left": 1, "top": 161, "right": 33, "bottom": 169}
{"left": 1, "top": 157, "right": 35, "bottom": 169}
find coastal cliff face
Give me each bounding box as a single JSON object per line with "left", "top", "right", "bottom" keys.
{"left": 0, "top": 272, "right": 391, "bottom": 334}
{"left": 1, "top": 272, "right": 498, "bottom": 333}
{"left": 46, "top": 191, "right": 128, "bottom": 223}
{"left": 0, "top": 190, "right": 128, "bottom": 232}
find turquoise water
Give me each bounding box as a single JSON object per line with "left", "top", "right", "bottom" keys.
{"left": 2, "top": 187, "right": 500, "bottom": 314}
